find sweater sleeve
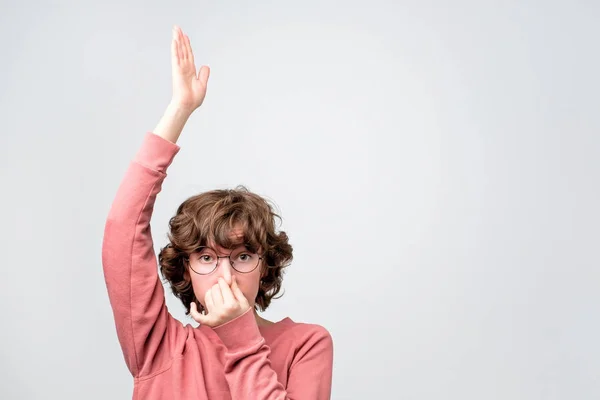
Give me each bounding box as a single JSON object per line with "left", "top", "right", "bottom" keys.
{"left": 101, "top": 132, "right": 181, "bottom": 378}
{"left": 212, "top": 309, "right": 334, "bottom": 399}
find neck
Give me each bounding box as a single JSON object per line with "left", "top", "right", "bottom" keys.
{"left": 254, "top": 309, "right": 273, "bottom": 327}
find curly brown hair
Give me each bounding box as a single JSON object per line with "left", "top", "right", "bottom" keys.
{"left": 158, "top": 185, "right": 293, "bottom": 316}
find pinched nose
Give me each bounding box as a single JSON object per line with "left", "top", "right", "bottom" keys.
{"left": 215, "top": 257, "right": 233, "bottom": 286}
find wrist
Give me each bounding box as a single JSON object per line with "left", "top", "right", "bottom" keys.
{"left": 167, "top": 101, "right": 195, "bottom": 117}
{"left": 153, "top": 103, "right": 193, "bottom": 144}
{"left": 166, "top": 102, "right": 194, "bottom": 119}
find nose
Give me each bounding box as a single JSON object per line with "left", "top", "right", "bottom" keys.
{"left": 215, "top": 256, "right": 233, "bottom": 285}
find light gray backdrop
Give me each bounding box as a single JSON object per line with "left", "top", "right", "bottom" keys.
{"left": 1, "top": 0, "right": 598, "bottom": 399}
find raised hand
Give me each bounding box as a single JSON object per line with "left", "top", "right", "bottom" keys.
{"left": 170, "top": 25, "right": 210, "bottom": 113}
{"left": 190, "top": 276, "right": 252, "bottom": 328}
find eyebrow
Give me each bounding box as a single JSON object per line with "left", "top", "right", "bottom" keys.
{"left": 201, "top": 243, "right": 249, "bottom": 252}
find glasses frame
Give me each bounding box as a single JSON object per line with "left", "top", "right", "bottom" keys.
{"left": 184, "top": 245, "right": 264, "bottom": 275}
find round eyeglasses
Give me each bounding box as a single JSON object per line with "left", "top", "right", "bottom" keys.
{"left": 184, "top": 245, "right": 263, "bottom": 275}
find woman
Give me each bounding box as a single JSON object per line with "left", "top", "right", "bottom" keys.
{"left": 101, "top": 25, "right": 333, "bottom": 399}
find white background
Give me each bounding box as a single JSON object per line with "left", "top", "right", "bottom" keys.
{"left": 0, "top": 1, "right": 598, "bottom": 398}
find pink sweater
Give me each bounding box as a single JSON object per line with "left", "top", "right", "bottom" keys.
{"left": 101, "top": 132, "right": 334, "bottom": 399}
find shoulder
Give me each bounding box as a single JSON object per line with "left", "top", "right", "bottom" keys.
{"left": 284, "top": 319, "right": 334, "bottom": 352}
{"left": 278, "top": 320, "right": 333, "bottom": 370}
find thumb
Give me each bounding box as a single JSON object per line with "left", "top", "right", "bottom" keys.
{"left": 197, "top": 65, "right": 210, "bottom": 85}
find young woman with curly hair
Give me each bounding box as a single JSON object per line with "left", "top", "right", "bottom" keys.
{"left": 101, "top": 25, "right": 333, "bottom": 399}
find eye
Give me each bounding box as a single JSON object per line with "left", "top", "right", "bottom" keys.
{"left": 199, "top": 255, "right": 214, "bottom": 263}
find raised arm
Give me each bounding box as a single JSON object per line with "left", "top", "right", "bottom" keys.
{"left": 101, "top": 25, "right": 210, "bottom": 378}
{"left": 102, "top": 131, "right": 180, "bottom": 377}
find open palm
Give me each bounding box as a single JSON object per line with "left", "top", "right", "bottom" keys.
{"left": 171, "top": 25, "right": 210, "bottom": 111}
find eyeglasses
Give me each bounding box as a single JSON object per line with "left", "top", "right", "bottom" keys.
{"left": 184, "top": 245, "right": 263, "bottom": 275}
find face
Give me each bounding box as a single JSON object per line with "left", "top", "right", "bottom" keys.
{"left": 187, "top": 226, "right": 264, "bottom": 312}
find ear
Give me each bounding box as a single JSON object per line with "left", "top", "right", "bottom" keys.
{"left": 182, "top": 261, "right": 192, "bottom": 282}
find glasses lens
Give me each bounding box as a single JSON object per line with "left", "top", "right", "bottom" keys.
{"left": 192, "top": 247, "right": 218, "bottom": 274}
{"left": 230, "top": 247, "right": 259, "bottom": 272}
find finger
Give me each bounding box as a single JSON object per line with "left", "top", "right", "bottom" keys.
{"left": 176, "top": 27, "right": 186, "bottom": 61}
{"left": 211, "top": 283, "right": 224, "bottom": 306}
{"left": 183, "top": 34, "right": 195, "bottom": 66}
{"left": 175, "top": 26, "right": 183, "bottom": 60}
{"left": 171, "top": 27, "right": 180, "bottom": 67}
{"left": 231, "top": 275, "right": 248, "bottom": 305}
{"left": 218, "top": 277, "right": 236, "bottom": 305}
{"left": 190, "top": 301, "right": 207, "bottom": 324}
{"left": 205, "top": 288, "right": 215, "bottom": 314}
